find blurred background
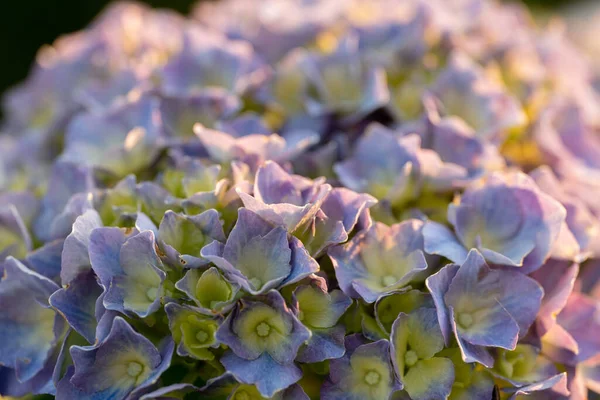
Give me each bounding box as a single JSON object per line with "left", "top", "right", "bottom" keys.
{"left": 0, "top": 0, "right": 591, "bottom": 101}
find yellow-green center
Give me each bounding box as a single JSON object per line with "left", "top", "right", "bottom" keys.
{"left": 404, "top": 350, "right": 418, "bottom": 368}
{"left": 196, "top": 330, "right": 208, "bottom": 343}
{"left": 364, "top": 370, "right": 381, "bottom": 386}
{"left": 249, "top": 278, "right": 262, "bottom": 290}
{"left": 458, "top": 313, "right": 474, "bottom": 329}
{"left": 382, "top": 275, "right": 398, "bottom": 287}
{"left": 146, "top": 287, "right": 158, "bottom": 301}
{"left": 127, "top": 361, "right": 143, "bottom": 377}
{"left": 256, "top": 322, "right": 271, "bottom": 337}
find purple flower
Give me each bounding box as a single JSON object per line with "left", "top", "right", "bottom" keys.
{"left": 352, "top": 3, "right": 433, "bottom": 69}
{"left": 56, "top": 317, "right": 174, "bottom": 400}
{"left": 530, "top": 166, "right": 596, "bottom": 260}
{"left": 89, "top": 228, "right": 166, "bottom": 318}
{"left": 506, "top": 373, "right": 570, "bottom": 400}
{"left": 426, "top": 250, "right": 543, "bottom": 367}
{"left": 491, "top": 344, "right": 563, "bottom": 390}
{"left": 158, "top": 90, "right": 240, "bottom": 147}
{"left": 237, "top": 160, "right": 331, "bottom": 233}
{"left": 300, "top": 186, "right": 376, "bottom": 257}
{"left": 329, "top": 220, "right": 428, "bottom": 303}
{"left": 335, "top": 123, "right": 469, "bottom": 207}
{"left": 216, "top": 290, "right": 310, "bottom": 397}
{"left": 194, "top": 125, "right": 318, "bottom": 171}
{"left": 33, "top": 162, "right": 95, "bottom": 243}
{"left": 542, "top": 291, "right": 600, "bottom": 366}
{"left": 430, "top": 53, "right": 526, "bottom": 142}
{"left": 321, "top": 335, "right": 398, "bottom": 400}
{"left": 534, "top": 99, "right": 600, "bottom": 178}
{"left": 418, "top": 97, "right": 505, "bottom": 175}
{"left": 423, "top": 171, "right": 566, "bottom": 272}
{"left": 49, "top": 271, "right": 103, "bottom": 344}
{"left": 194, "top": 0, "right": 344, "bottom": 62}
{"left": 159, "top": 371, "right": 309, "bottom": 400}
{"left": 0, "top": 202, "right": 32, "bottom": 261}
{"left": 531, "top": 260, "right": 579, "bottom": 341}
{"left": 160, "top": 154, "right": 223, "bottom": 200}
{"left": 160, "top": 26, "right": 269, "bottom": 97}
{"left": 60, "top": 209, "right": 103, "bottom": 285}
{"left": 201, "top": 208, "right": 318, "bottom": 295}
{"left": 272, "top": 38, "right": 389, "bottom": 118}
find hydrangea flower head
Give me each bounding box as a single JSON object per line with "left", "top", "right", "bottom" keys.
{"left": 2, "top": 0, "right": 600, "bottom": 398}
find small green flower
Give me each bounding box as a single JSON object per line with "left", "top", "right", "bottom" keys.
{"left": 391, "top": 308, "right": 455, "bottom": 400}
{"left": 166, "top": 303, "right": 220, "bottom": 360}
{"left": 176, "top": 267, "right": 238, "bottom": 314}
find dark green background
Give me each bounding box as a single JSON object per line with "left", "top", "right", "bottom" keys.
{"left": 0, "top": 0, "right": 580, "bottom": 101}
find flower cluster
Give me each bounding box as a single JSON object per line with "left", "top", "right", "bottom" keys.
{"left": 1, "top": 0, "right": 600, "bottom": 399}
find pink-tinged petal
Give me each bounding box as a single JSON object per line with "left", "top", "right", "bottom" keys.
{"left": 237, "top": 160, "right": 331, "bottom": 233}
{"left": 552, "top": 292, "right": 600, "bottom": 365}
{"left": 508, "top": 373, "right": 569, "bottom": 400}
{"left": 431, "top": 52, "right": 526, "bottom": 142}
{"left": 531, "top": 260, "right": 578, "bottom": 336}
{"left": 320, "top": 188, "right": 377, "bottom": 234}
{"left": 449, "top": 172, "right": 566, "bottom": 272}
{"left": 531, "top": 166, "right": 599, "bottom": 258}
{"left": 334, "top": 123, "right": 417, "bottom": 206}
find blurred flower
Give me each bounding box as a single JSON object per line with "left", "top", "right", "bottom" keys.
{"left": 423, "top": 171, "right": 566, "bottom": 272}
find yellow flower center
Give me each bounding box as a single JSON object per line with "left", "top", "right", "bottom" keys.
{"left": 382, "top": 275, "right": 398, "bottom": 287}
{"left": 256, "top": 322, "right": 271, "bottom": 337}
{"left": 364, "top": 370, "right": 381, "bottom": 386}
{"left": 404, "top": 350, "right": 418, "bottom": 368}
{"left": 196, "top": 330, "right": 208, "bottom": 343}
{"left": 146, "top": 287, "right": 158, "bottom": 301}
{"left": 458, "top": 313, "right": 474, "bottom": 329}
{"left": 127, "top": 362, "right": 143, "bottom": 377}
